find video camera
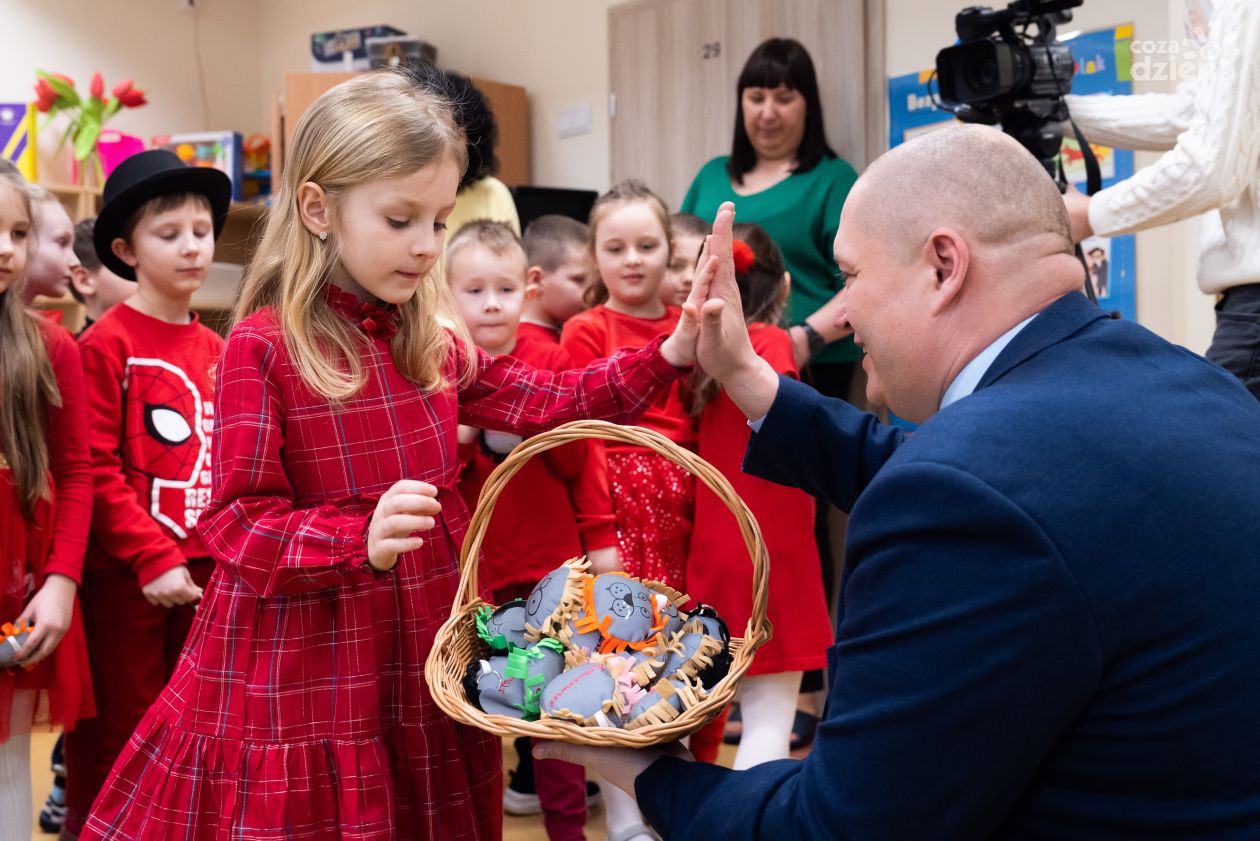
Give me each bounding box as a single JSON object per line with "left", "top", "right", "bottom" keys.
{"left": 935, "top": 0, "right": 1081, "bottom": 176}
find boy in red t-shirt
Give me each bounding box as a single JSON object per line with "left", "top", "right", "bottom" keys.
{"left": 64, "top": 150, "right": 231, "bottom": 836}
{"left": 448, "top": 219, "right": 609, "bottom": 841}
{"left": 518, "top": 214, "right": 592, "bottom": 345}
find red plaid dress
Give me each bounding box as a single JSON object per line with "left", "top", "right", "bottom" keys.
{"left": 81, "top": 285, "right": 683, "bottom": 841}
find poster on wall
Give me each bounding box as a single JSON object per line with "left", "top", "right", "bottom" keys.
{"left": 887, "top": 24, "right": 1137, "bottom": 321}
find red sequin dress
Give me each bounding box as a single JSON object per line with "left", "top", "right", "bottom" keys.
{"left": 80, "top": 286, "right": 684, "bottom": 841}
{"left": 561, "top": 305, "right": 698, "bottom": 589}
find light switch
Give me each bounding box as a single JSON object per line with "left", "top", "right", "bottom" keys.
{"left": 557, "top": 103, "right": 593, "bottom": 138}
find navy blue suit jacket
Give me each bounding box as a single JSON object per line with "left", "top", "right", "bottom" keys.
{"left": 637, "top": 293, "right": 1260, "bottom": 839}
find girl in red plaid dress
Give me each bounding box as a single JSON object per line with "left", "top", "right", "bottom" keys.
{"left": 81, "top": 70, "right": 702, "bottom": 841}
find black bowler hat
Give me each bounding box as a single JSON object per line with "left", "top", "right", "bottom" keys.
{"left": 93, "top": 149, "right": 232, "bottom": 280}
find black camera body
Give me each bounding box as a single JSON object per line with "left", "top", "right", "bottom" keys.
{"left": 936, "top": 0, "right": 1081, "bottom": 168}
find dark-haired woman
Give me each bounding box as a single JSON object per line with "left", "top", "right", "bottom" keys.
{"left": 441, "top": 71, "right": 521, "bottom": 236}
{"left": 681, "top": 37, "right": 858, "bottom": 750}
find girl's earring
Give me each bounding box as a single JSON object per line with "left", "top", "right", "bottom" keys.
{"left": 319, "top": 231, "right": 328, "bottom": 242}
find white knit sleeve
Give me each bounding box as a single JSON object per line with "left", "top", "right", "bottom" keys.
{"left": 1064, "top": 87, "right": 1196, "bottom": 152}
{"left": 1086, "top": 0, "right": 1260, "bottom": 237}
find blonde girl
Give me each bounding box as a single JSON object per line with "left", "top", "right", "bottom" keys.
{"left": 0, "top": 166, "right": 93, "bottom": 840}
{"left": 81, "top": 70, "right": 699, "bottom": 841}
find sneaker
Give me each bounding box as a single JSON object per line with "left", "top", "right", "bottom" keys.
{"left": 502, "top": 774, "right": 602, "bottom": 816}
{"left": 503, "top": 767, "right": 541, "bottom": 816}
{"left": 39, "top": 789, "right": 66, "bottom": 833}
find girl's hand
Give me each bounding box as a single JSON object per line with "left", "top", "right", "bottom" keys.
{"left": 586, "top": 545, "right": 622, "bottom": 575}
{"left": 660, "top": 235, "right": 716, "bottom": 367}
{"left": 141, "top": 564, "right": 204, "bottom": 608}
{"left": 368, "top": 480, "right": 441, "bottom": 572}
{"left": 13, "top": 573, "right": 78, "bottom": 667}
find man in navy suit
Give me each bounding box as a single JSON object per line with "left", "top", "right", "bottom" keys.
{"left": 538, "top": 125, "right": 1260, "bottom": 840}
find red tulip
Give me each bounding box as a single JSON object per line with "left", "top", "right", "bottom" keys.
{"left": 117, "top": 88, "right": 147, "bottom": 108}
{"left": 90, "top": 72, "right": 104, "bottom": 100}
{"left": 33, "top": 77, "right": 56, "bottom": 112}
{"left": 112, "top": 79, "right": 134, "bottom": 98}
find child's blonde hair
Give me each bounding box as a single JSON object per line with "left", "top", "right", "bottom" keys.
{"left": 445, "top": 218, "right": 525, "bottom": 270}
{"left": 584, "top": 180, "right": 672, "bottom": 308}
{"left": 0, "top": 170, "right": 61, "bottom": 518}
{"left": 236, "top": 70, "right": 471, "bottom": 400}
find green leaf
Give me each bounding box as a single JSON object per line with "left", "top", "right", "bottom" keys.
{"left": 74, "top": 118, "right": 101, "bottom": 161}
{"left": 102, "top": 98, "right": 122, "bottom": 121}
{"left": 82, "top": 96, "right": 102, "bottom": 123}
{"left": 36, "top": 71, "right": 79, "bottom": 107}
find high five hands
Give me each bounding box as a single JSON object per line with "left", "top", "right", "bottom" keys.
{"left": 660, "top": 202, "right": 782, "bottom": 419}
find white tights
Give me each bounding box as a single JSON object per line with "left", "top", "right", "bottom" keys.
{"left": 0, "top": 690, "right": 36, "bottom": 841}
{"left": 599, "top": 771, "right": 658, "bottom": 841}
{"left": 733, "top": 671, "right": 801, "bottom": 771}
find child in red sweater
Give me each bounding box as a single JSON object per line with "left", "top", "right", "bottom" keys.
{"left": 561, "top": 181, "right": 697, "bottom": 590}
{"left": 449, "top": 220, "right": 610, "bottom": 841}
{"left": 519, "top": 214, "right": 593, "bottom": 345}
{"left": 64, "top": 150, "right": 231, "bottom": 836}
{"left": 80, "top": 70, "right": 700, "bottom": 841}
{"left": 685, "top": 223, "right": 832, "bottom": 770}
{"left": 0, "top": 166, "right": 93, "bottom": 840}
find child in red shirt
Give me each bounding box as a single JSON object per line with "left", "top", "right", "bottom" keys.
{"left": 519, "top": 214, "right": 593, "bottom": 344}
{"left": 561, "top": 181, "right": 698, "bottom": 590}
{"left": 64, "top": 149, "right": 231, "bottom": 836}
{"left": 81, "top": 70, "right": 700, "bottom": 841}
{"left": 0, "top": 166, "right": 93, "bottom": 840}
{"left": 449, "top": 220, "right": 610, "bottom": 841}
{"left": 685, "top": 223, "right": 832, "bottom": 769}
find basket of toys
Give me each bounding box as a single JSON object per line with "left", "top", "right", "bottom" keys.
{"left": 425, "top": 419, "right": 772, "bottom": 746}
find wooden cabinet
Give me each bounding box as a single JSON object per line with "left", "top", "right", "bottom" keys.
{"left": 609, "top": 0, "right": 885, "bottom": 207}
{"left": 278, "top": 71, "right": 531, "bottom": 186}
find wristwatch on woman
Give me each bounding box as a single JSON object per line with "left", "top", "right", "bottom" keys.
{"left": 793, "top": 321, "right": 828, "bottom": 357}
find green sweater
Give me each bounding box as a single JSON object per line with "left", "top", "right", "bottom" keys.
{"left": 681, "top": 155, "right": 860, "bottom": 364}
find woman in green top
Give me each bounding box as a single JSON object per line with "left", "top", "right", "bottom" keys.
{"left": 682, "top": 38, "right": 858, "bottom": 390}
{"left": 681, "top": 37, "right": 858, "bottom": 750}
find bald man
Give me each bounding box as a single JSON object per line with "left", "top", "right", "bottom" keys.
{"left": 540, "top": 126, "right": 1260, "bottom": 840}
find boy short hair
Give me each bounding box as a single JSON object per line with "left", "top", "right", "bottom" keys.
{"left": 446, "top": 218, "right": 525, "bottom": 268}
{"left": 522, "top": 215, "right": 589, "bottom": 272}
{"left": 121, "top": 192, "right": 213, "bottom": 243}
{"left": 670, "top": 212, "right": 710, "bottom": 240}
{"left": 73, "top": 217, "right": 102, "bottom": 272}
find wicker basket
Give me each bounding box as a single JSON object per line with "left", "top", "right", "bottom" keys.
{"left": 425, "top": 419, "right": 772, "bottom": 746}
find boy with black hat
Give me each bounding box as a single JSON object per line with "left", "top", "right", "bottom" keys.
{"left": 62, "top": 149, "right": 230, "bottom": 837}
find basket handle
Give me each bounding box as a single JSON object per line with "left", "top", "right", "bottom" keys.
{"left": 455, "top": 419, "right": 771, "bottom": 646}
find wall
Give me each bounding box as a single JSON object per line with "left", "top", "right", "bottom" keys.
{"left": 255, "top": 0, "right": 620, "bottom": 192}
{"left": 0, "top": 0, "right": 262, "bottom": 184}
{"left": 884, "top": 0, "right": 1213, "bottom": 351}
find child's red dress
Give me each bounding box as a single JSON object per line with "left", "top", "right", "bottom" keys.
{"left": 0, "top": 320, "right": 94, "bottom": 741}
{"left": 561, "top": 305, "right": 697, "bottom": 590}
{"left": 80, "top": 286, "right": 683, "bottom": 841}
{"left": 686, "top": 324, "right": 832, "bottom": 675}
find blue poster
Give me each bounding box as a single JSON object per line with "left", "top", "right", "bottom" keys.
{"left": 887, "top": 25, "right": 1137, "bottom": 321}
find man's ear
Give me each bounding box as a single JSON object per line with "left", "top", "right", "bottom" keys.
{"left": 111, "top": 237, "right": 139, "bottom": 270}
{"left": 924, "top": 227, "right": 969, "bottom": 315}
{"left": 297, "top": 181, "right": 331, "bottom": 237}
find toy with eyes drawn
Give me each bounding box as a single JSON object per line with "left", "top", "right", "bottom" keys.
{"left": 475, "top": 599, "right": 529, "bottom": 653}
{"left": 572, "top": 572, "right": 662, "bottom": 654}
{"left": 523, "top": 557, "right": 589, "bottom": 641}
{"left": 464, "top": 637, "right": 566, "bottom": 720}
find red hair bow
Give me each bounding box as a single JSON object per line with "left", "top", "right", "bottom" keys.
{"left": 732, "top": 239, "right": 755, "bottom": 274}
